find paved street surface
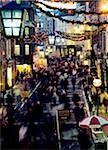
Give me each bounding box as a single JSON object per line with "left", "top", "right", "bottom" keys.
{"left": 59, "top": 75, "right": 85, "bottom": 150}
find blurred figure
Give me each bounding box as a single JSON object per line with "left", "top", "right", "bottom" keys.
{"left": 73, "top": 103, "right": 81, "bottom": 126}
{"left": 80, "top": 103, "right": 86, "bottom": 121}
{"left": 6, "top": 93, "right": 14, "bottom": 106}
{"left": 72, "top": 93, "right": 80, "bottom": 104}
{"left": 60, "top": 88, "right": 67, "bottom": 103}
{"left": 1, "top": 120, "right": 19, "bottom": 149}
{"left": 78, "top": 128, "right": 93, "bottom": 150}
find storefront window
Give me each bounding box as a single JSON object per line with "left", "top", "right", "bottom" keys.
{"left": 25, "top": 44, "right": 29, "bottom": 55}
{"left": 25, "top": 27, "right": 29, "bottom": 36}
{"left": 15, "top": 45, "right": 20, "bottom": 55}
{"left": 7, "top": 67, "right": 12, "bottom": 87}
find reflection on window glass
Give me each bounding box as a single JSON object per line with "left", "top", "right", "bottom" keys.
{"left": 25, "top": 45, "right": 29, "bottom": 55}
{"left": 5, "top": 28, "right": 12, "bottom": 36}
{"left": 12, "top": 10, "right": 22, "bottom": 18}
{"left": 13, "top": 28, "right": 20, "bottom": 36}
{"left": 1, "top": 10, "right": 11, "bottom": 18}
{"left": 25, "top": 27, "right": 29, "bottom": 36}
{"left": 15, "top": 45, "right": 20, "bottom": 55}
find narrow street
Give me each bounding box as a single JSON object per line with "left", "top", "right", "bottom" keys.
{"left": 0, "top": 1, "right": 108, "bottom": 150}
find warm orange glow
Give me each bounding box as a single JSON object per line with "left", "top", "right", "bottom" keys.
{"left": 99, "top": 0, "right": 108, "bottom": 13}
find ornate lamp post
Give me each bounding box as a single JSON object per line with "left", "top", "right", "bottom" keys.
{"left": 0, "top": 1, "right": 24, "bottom": 87}
{"left": 93, "top": 78, "right": 102, "bottom": 115}
{"left": 1, "top": 2, "right": 24, "bottom": 37}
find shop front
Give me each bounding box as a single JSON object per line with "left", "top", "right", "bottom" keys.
{"left": 6, "top": 60, "right": 16, "bottom": 88}
{"left": 7, "top": 66, "right": 12, "bottom": 88}
{"left": 33, "top": 57, "right": 47, "bottom": 69}
{"left": 16, "top": 64, "right": 31, "bottom": 73}
{"left": 56, "top": 45, "right": 75, "bottom": 58}
{"left": 33, "top": 46, "right": 47, "bottom": 69}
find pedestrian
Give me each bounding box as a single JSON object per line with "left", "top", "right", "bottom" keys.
{"left": 80, "top": 103, "right": 86, "bottom": 121}
{"left": 78, "top": 128, "right": 93, "bottom": 150}
{"left": 73, "top": 103, "right": 81, "bottom": 126}
{"left": 83, "top": 81, "right": 89, "bottom": 101}
{"left": 72, "top": 76, "right": 76, "bottom": 90}
{"left": 6, "top": 93, "right": 14, "bottom": 106}
{"left": 72, "top": 93, "right": 80, "bottom": 104}
{"left": 1, "top": 120, "right": 19, "bottom": 149}
{"left": 52, "top": 91, "right": 59, "bottom": 105}
{"left": 60, "top": 88, "right": 67, "bottom": 103}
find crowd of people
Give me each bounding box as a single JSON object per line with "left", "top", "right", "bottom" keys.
{"left": 0, "top": 56, "right": 106, "bottom": 149}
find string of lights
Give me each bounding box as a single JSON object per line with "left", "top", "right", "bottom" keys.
{"left": 34, "top": 0, "right": 108, "bottom": 15}
{"left": 26, "top": 1, "right": 108, "bottom": 42}
{"left": 23, "top": 23, "right": 106, "bottom": 43}
{"left": 30, "top": 2, "right": 108, "bottom": 25}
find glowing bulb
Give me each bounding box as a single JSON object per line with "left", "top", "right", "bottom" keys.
{"left": 99, "top": 1, "right": 108, "bottom": 13}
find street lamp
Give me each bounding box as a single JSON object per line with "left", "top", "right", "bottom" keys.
{"left": 93, "top": 79, "right": 102, "bottom": 88}
{"left": 0, "top": 2, "right": 24, "bottom": 37}
{"left": 93, "top": 78, "right": 102, "bottom": 116}
{"left": 0, "top": 1, "right": 25, "bottom": 88}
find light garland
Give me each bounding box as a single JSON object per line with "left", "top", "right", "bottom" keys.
{"left": 31, "top": 1, "right": 108, "bottom": 25}
{"left": 32, "top": 3, "right": 107, "bottom": 26}
{"left": 23, "top": 1, "right": 108, "bottom": 42}
{"left": 35, "top": 0, "right": 77, "bottom": 10}
{"left": 34, "top": 0, "right": 108, "bottom": 15}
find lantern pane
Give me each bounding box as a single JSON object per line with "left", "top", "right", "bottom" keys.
{"left": 3, "top": 19, "right": 21, "bottom": 28}
{"left": 1, "top": 10, "right": 11, "bottom": 18}
{"left": 13, "top": 28, "right": 20, "bottom": 36}
{"left": 3, "top": 19, "right": 12, "bottom": 27}
{"left": 12, "top": 19, "right": 21, "bottom": 27}
{"left": 5, "top": 28, "right": 12, "bottom": 36}
{"left": 12, "top": 10, "right": 22, "bottom": 18}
